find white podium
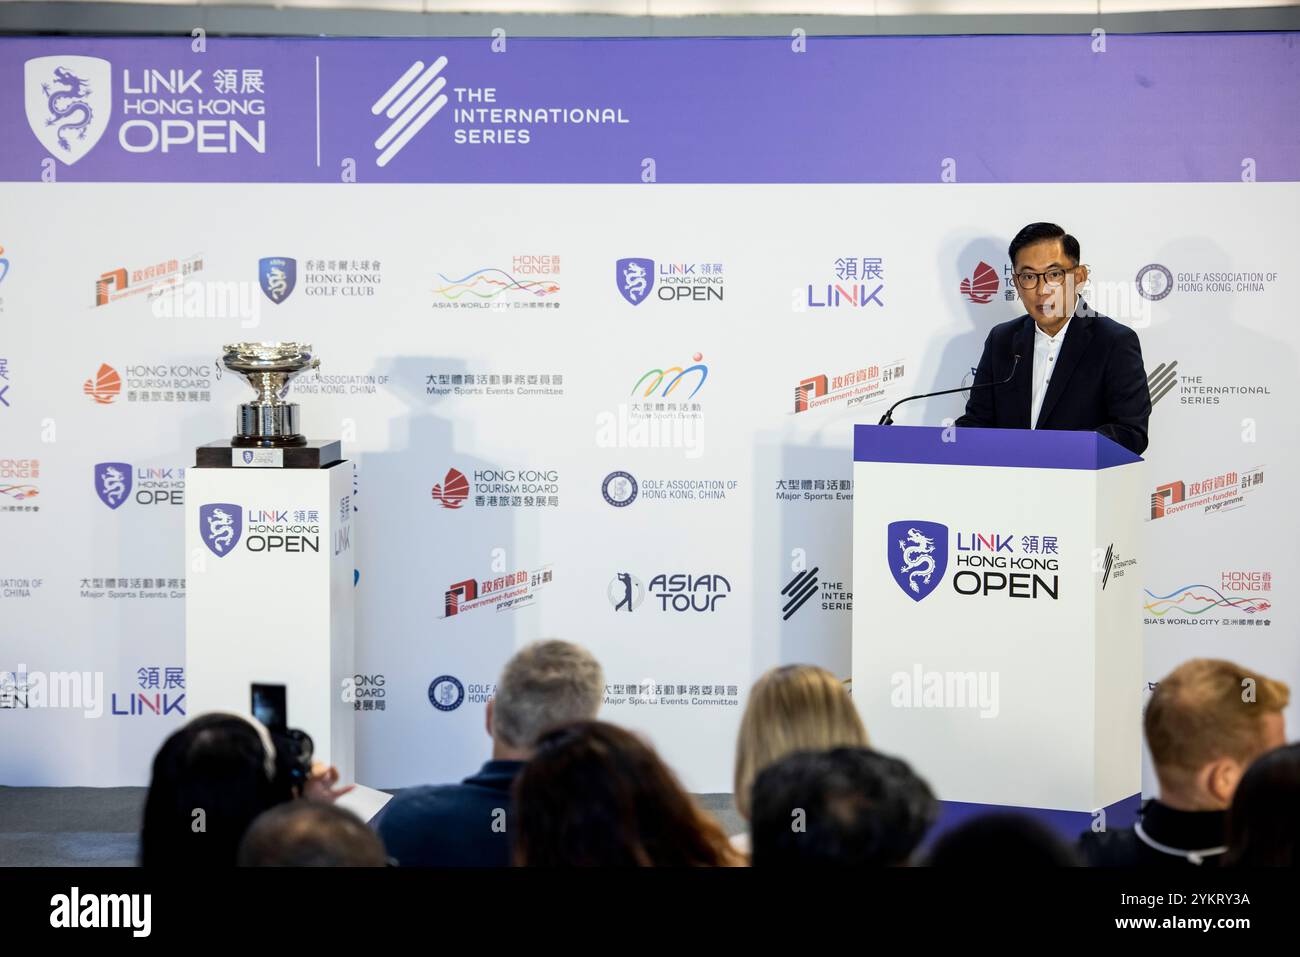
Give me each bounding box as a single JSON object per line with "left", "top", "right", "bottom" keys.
{"left": 852, "top": 425, "right": 1143, "bottom": 816}
{"left": 184, "top": 446, "right": 355, "bottom": 783}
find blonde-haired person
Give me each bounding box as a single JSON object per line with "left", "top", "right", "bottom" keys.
{"left": 1079, "top": 657, "right": 1289, "bottom": 867}
{"left": 731, "top": 664, "right": 869, "bottom": 857}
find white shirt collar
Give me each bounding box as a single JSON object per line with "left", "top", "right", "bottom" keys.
{"left": 1034, "top": 315, "right": 1071, "bottom": 344}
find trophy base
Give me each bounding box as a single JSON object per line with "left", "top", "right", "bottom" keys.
{"left": 231, "top": 434, "right": 309, "bottom": 449}
{"left": 195, "top": 439, "right": 343, "bottom": 470}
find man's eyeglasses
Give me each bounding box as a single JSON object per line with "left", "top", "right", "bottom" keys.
{"left": 1014, "top": 266, "right": 1082, "bottom": 289}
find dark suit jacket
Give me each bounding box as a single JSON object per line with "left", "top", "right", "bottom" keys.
{"left": 954, "top": 301, "right": 1151, "bottom": 455}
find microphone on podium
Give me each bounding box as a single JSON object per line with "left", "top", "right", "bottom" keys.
{"left": 877, "top": 353, "right": 1021, "bottom": 426}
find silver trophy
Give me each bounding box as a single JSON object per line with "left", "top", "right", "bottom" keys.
{"left": 222, "top": 342, "right": 320, "bottom": 448}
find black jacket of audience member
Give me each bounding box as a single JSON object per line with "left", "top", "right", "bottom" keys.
{"left": 1078, "top": 799, "right": 1227, "bottom": 867}
{"left": 374, "top": 760, "right": 523, "bottom": 867}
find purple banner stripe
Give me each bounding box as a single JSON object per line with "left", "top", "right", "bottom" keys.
{"left": 1, "top": 33, "right": 1297, "bottom": 183}
{"left": 854, "top": 424, "right": 1143, "bottom": 470}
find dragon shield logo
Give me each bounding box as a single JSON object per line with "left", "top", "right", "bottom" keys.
{"left": 259, "top": 257, "right": 297, "bottom": 304}
{"left": 93, "top": 462, "right": 133, "bottom": 510}
{"left": 199, "top": 503, "right": 243, "bottom": 557}
{"left": 25, "top": 56, "right": 112, "bottom": 165}
{"left": 888, "top": 520, "right": 948, "bottom": 602}
{"left": 616, "top": 258, "right": 654, "bottom": 305}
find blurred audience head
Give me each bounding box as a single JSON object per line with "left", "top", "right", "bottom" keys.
{"left": 749, "top": 747, "right": 935, "bottom": 867}
{"left": 487, "top": 639, "right": 604, "bottom": 760}
{"left": 512, "top": 720, "right": 740, "bottom": 866}
{"left": 734, "top": 664, "right": 868, "bottom": 820}
{"left": 1225, "top": 742, "right": 1300, "bottom": 867}
{"left": 140, "top": 712, "right": 291, "bottom": 866}
{"left": 926, "top": 812, "right": 1079, "bottom": 867}
{"left": 238, "top": 801, "right": 387, "bottom": 867}
{"left": 1145, "top": 658, "right": 1289, "bottom": 810}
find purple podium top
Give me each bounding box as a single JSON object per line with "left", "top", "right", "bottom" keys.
{"left": 853, "top": 425, "right": 1142, "bottom": 471}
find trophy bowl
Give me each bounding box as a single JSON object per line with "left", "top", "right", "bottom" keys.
{"left": 222, "top": 342, "right": 320, "bottom": 448}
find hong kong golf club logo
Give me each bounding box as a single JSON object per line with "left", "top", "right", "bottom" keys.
{"left": 25, "top": 56, "right": 112, "bottom": 165}
{"left": 200, "top": 503, "right": 243, "bottom": 557}
{"left": 93, "top": 462, "right": 132, "bottom": 510}
{"left": 616, "top": 258, "right": 654, "bottom": 305}
{"left": 259, "top": 257, "right": 297, "bottom": 304}
{"left": 888, "top": 520, "right": 948, "bottom": 602}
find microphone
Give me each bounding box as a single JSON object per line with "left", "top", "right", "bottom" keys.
{"left": 877, "top": 353, "right": 1021, "bottom": 426}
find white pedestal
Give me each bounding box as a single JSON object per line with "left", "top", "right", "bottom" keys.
{"left": 184, "top": 459, "right": 355, "bottom": 783}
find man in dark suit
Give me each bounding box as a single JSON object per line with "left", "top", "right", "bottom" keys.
{"left": 955, "top": 223, "right": 1151, "bottom": 455}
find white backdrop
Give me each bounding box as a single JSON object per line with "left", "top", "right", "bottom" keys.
{"left": 0, "top": 181, "right": 1296, "bottom": 793}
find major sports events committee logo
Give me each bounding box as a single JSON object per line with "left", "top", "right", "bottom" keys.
{"left": 889, "top": 521, "right": 948, "bottom": 602}
{"left": 199, "top": 503, "right": 243, "bottom": 556}
{"left": 25, "top": 56, "right": 112, "bottom": 165}
{"left": 372, "top": 57, "right": 450, "bottom": 168}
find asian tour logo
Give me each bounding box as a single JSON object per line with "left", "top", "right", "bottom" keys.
{"left": 616, "top": 258, "right": 654, "bottom": 305}
{"left": 25, "top": 56, "right": 112, "bottom": 165}
{"left": 259, "top": 257, "right": 297, "bottom": 304}
{"left": 199, "top": 503, "right": 242, "bottom": 557}
{"left": 888, "top": 520, "right": 949, "bottom": 602}
{"left": 93, "top": 462, "right": 132, "bottom": 510}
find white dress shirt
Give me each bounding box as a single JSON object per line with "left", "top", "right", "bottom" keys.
{"left": 1030, "top": 317, "right": 1071, "bottom": 429}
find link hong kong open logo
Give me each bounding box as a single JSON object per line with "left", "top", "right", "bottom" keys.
{"left": 888, "top": 520, "right": 948, "bottom": 602}
{"left": 199, "top": 503, "right": 243, "bottom": 557}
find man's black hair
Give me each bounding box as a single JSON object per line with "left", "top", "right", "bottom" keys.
{"left": 1009, "top": 222, "right": 1080, "bottom": 267}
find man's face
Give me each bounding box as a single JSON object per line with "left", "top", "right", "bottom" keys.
{"left": 1013, "top": 238, "right": 1088, "bottom": 326}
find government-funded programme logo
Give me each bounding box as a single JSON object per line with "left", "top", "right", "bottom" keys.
{"left": 1135, "top": 264, "right": 1173, "bottom": 301}
{"left": 793, "top": 361, "right": 906, "bottom": 414}
{"left": 806, "top": 256, "right": 885, "bottom": 309}
{"left": 83, "top": 363, "right": 121, "bottom": 404}
{"left": 608, "top": 572, "right": 645, "bottom": 612}
{"left": 959, "top": 261, "right": 1002, "bottom": 304}
{"left": 428, "top": 675, "right": 465, "bottom": 712}
{"left": 95, "top": 254, "right": 204, "bottom": 307}
{"left": 258, "top": 257, "right": 297, "bottom": 304}
{"left": 372, "top": 56, "right": 450, "bottom": 168}
{"left": 25, "top": 56, "right": 113, "bottom": 165}
{"left": 431, "top": 468, "right": 469, "bottom": 508}
{"left": 889, "top": 521, "right": 949, "bottom": 602}
{"left": 1150, "top": 467, "right": 1264, "bottom": 520}
{"left": 199, "top": 503, "right": 243, "bottom": 556}
{"left": 433, "top": 259, "right": 561, "bottom": 310}
{"left": 93, "top": 462, "right": 133, "bottom": 510}
{"left": 1144, "top": 572, "right": 1274, "bottom": 627}
{"left": 442, "top": 565, "right": 553, "bottom": 618}
{"left": 616, "top": 258, "right": 655, "bottom": 305}
{"left": 602, "top": 470, "right": 638, "bottom": 506}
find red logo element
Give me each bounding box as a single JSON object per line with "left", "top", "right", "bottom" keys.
{"left": 445, "top": 578, "right": 478, "bottom": 617}
{"left": 431, "top": 468, "right": 469, "bottom": 508}
{"left": 960, "top": 261, "right": 1000, "bottom": 304}
{"left": 84, "top": 363, "right": 121, "bottom": 404}
{"left": 794, "top": 375, "right": 828, "bottom": 413}
{"left": 1151, "top": 481, "right": 1186, "bottom": 519}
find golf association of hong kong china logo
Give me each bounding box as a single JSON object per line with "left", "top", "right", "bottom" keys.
{"left": 888, "top": 520, "right": 949, "bottom": 602}
{"left": 200, "top": 503, "right": 243, "bottom": 557}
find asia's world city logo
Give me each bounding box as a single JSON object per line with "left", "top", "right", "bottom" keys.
{"left": 889, "top": 521, "right": 949, "bottom": 602}
{"left": 199, "top": 503, "right": 243, "bottom": 557}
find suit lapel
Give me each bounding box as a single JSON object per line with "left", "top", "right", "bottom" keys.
{"left": 1036, "top": 301, "right": 1096, "bottom": 428}
{"left": 1009, "top": 316, "right": 1035, "bottom": 428}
